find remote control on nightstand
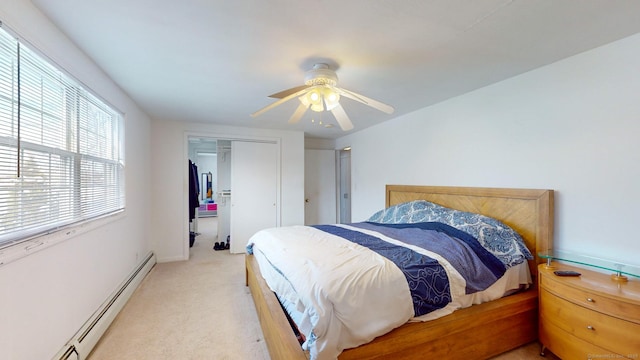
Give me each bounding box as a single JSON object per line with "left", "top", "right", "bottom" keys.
{"left": 553, "top": 270, "right": 581, "bottom": 277}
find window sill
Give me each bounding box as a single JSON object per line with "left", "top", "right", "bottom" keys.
{"left": 0, "top": 210, "right": 125, "bottom": 267}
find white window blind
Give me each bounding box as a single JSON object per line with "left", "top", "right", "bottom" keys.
{"left": 0, "top": 23, "right": 124, "bottom": 249}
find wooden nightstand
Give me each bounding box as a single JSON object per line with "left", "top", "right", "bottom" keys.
{"left": 538, "top": 263, "right": 640, "bottom": 359}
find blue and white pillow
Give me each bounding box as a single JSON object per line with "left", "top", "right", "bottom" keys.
{"left": 367, "top": 200, "right": 533, "bottom": 268}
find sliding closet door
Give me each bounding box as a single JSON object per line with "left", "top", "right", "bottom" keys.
{"left": 230, "top": 141, "right": 278, "bottom": 253}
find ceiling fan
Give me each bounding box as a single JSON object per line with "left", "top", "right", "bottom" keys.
{"left": 251, "top": 63, "right": 394, "bottom": 131}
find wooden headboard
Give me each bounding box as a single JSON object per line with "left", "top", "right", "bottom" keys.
{"left": 385, "top": 185, "right": 554, "bottom": 277}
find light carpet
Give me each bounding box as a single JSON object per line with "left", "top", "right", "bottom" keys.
{"left": 89, "top": 217, "right": 270, "bottom": 360}
{"left": 89, "top": 217, "right": 558, "bottom": 359}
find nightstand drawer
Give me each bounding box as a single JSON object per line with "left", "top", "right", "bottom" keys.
{"left": 539, "top": 318, "right": 613, "bottom": 360}
{"left": 540, "top": 288, "right": 640, "bottom": 354}
{"left": 540, "top": 271, "right": 640, "bottom": 324}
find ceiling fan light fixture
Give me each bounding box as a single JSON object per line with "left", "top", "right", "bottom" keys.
{"left": 308, "top": 88, "right": 324, "bottom": 112}
{"left": 304, "top": 63, "right": 338, "bottom": 87}
{"left": 298, "top": 94, "right": 310, "bottom": 107}
{"left": 310, "top": 103, "right": 324, "bottom": 112}
{"left": 309, "top": 90, "right": 320, "bottom": 102}
{"left": 323, "top": 87, "right": 340, "bottom": 111}
{"left": 252, "top": 61, "right": 394, "bottom": 132}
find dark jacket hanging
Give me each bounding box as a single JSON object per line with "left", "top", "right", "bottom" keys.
{"left": 188, "top": 160, "right": 200, "bottom": 221}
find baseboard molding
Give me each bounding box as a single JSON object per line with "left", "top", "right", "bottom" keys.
{"left": 53, "top": 252, "right": 156, "bottom": 360}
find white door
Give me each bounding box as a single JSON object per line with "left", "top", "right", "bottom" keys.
{"left": 304, "top": 149, "right": 336, "bottom": 225}
{"left": 230, "top": 141, "right": 278, "bottom": 253}
{"left": 339, "top": 150, "right": 351, "bottom": 223}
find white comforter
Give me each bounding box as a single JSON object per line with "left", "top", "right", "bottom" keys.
{"left": 248, "top": 224, "right": 530, "bottom": 360}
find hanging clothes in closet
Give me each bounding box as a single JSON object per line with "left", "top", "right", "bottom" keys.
{"left": 188, "top": 160, "right": 200, "bottom": 247}
{"left": 188, "top": 160, "right": 200, "bottom": 222}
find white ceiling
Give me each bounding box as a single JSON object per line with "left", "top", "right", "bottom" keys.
{"left": 32, "top": 0, "right": 640, "bottom": 139}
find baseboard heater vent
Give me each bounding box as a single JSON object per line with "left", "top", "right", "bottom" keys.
{"left": 53, "top": 252, "right": 156, "bottom": 360}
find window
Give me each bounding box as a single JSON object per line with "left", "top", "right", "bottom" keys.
{"left": 0, "top": 24, "right": 124, "bottom": 249}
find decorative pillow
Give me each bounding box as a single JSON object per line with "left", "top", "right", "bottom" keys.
{"left": 367, "top": 200, "right": 533, "bottom": 268}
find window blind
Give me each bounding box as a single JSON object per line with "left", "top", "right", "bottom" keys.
{"left": 0, "top": 23, "right": 124, "bottom": 248}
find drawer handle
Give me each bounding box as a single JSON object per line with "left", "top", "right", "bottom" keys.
{"left": 587, "top": 325, "right": 595, "bottom": 331}
{"left": 586, "top": 298, "right": 595, "bottom": 303}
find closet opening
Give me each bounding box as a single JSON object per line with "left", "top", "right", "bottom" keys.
{"left": 188, "top": 138, "right": 225, "bottom": 252}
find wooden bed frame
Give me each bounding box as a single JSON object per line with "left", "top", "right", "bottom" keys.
{"left": 246, "top": 185, "right": 554, "bottom": 359}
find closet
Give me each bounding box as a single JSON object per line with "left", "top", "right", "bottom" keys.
{"left": 187, "top": 136, "right": 279, "bottom": 254}
{"left": 188, "top": 139, "right": 219, "bottom": 245}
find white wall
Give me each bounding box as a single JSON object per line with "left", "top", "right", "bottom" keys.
{"left": 0, "top": 2, "right": 152, "bottom": 360}
{"left": 305, "top": 137, "right": 336, "bottom": 150}
{"left": 150, "top": 120, "right": 305, "bottom": 262}
{"left": 336, "top": 33, "right": 640, "bottom": 266}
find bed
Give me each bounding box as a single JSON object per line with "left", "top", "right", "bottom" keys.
{"left": 245, "top": 185, "right": 554, "bottom": 359}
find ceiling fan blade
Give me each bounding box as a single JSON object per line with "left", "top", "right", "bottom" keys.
{"left": 269, "top": 85, "right": 311, "bottom": 99}
{"left": 289, "top": 100, "right": 309, "bottom": 124}
{"left": 336, "top": 87, "right": 395, "bottom": 114}
{"left": 251, "top": 86, "right": 314, "bottom": 117}
{"left": 330, "top": 103, "right": 354, "bottom": 131}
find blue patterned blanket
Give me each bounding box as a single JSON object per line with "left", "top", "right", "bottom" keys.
{"left": 367, "top": 200, "right": 533, "bottom": 267}
{"left": 312, "top": 222, "right": 506, "bottom": 317}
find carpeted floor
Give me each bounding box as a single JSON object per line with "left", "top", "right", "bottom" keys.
{"left": 88, "top": 217, "right": 270, "bottom": 360}
{"left": 89, "top": 217, "right": 559, "bottom": 360}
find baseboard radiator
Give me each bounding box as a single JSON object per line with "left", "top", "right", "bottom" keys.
{"left": 53, "top": 252, "right": 156, "bottom": 360}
